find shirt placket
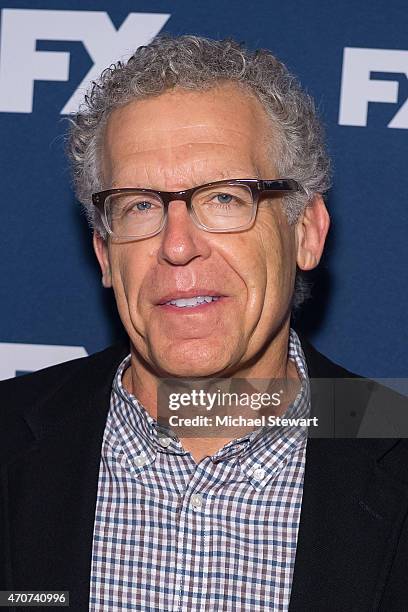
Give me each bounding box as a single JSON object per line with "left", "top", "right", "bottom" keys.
{"left": 172, "top": 460, "right": 218, "bottom": 612}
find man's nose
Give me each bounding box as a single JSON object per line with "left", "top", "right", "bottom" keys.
{"left": 157, "top": 200, "right": 210, "bottom": 265}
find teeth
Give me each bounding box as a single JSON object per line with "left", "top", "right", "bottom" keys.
{"left": 165, "top": 295, "right": 220, "bottom": 307}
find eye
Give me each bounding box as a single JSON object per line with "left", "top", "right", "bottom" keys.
{"left": 134, "top": 200, "right": 153, "bottom": 211}
{"left": 124, "top": 198, "right": 161, "bottom": 215}
{"left": 214, "top": 193, "right": 233, "bottom": 204}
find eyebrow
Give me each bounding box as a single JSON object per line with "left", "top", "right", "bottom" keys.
{"left": 110, "top": 170, "right": 261, "bottom": 190}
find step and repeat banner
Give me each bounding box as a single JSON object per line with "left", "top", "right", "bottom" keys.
{"left": 0, "top": 0, "right": 407, "bottom": 380}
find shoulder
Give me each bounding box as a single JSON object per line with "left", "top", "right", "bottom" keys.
{"left": 296, "top": 332, "right": 360, "bottom": 379}
{"left": 0, "top": 342, "right": 129, "bottom": 438}
{"left": 296, "top": 331, "right": 408, "bottom": 439}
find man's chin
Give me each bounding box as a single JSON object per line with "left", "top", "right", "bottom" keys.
{"left": 158, "top": 364, "right": 223, "bottom": 378}
{"left": 150, "top": 342, "right": 234, "bottom": 379}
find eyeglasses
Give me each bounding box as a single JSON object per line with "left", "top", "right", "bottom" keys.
{"left": 92, "top": 178, "right": 302, "bottom": 241}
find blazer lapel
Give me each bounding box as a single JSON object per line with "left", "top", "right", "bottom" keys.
{"left": 289, "top": 438, "right": 408, "bottom": 611}
{"left": 290, "top": 337, "right": 408, "bottom": 610}
{"left": 4, "top": 344, "right": 128, "bottom": 611}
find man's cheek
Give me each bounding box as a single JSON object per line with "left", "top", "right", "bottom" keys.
{"left": 112, "top": 255, "right": 135, "bottom": 293}
{"left": 109, "top": 263, "right": 137, "bottom": 316}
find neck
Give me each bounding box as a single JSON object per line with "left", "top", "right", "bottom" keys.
{"left": 122, "top": 320, "right": 299, "bottom": 421}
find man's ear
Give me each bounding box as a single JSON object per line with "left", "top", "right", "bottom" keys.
{"left": 93, "top": 232, "right": 112, "bottom": 288}
{"left": 295, "top": 195, "right": 330, "bottom": 270}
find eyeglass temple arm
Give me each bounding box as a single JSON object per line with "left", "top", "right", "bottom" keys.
{"left": 259, "top": 179, "right": 302, "bottom": 192}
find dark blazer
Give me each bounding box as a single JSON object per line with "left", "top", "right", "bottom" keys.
{"left": 1, "top": 339, "right": 408, "bottom": 611}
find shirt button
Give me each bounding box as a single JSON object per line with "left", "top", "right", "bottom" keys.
{"left": 159, "top": 436, "right": 172, "bottom": 448}
{"left": 247, "top": 463, "right": 260, "bottom": 477}
{"left": 252, "top": 467, "right": 266, "bottom": 481}
{"left": 135, "top": 454, "right": 147, "bottom": 467}
{"left": 191, "top": 494, "right": 203, "bottom": 510}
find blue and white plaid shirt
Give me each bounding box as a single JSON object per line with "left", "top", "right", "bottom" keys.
{"left": 89, "top": 328, "right": 310, "bottom": 611}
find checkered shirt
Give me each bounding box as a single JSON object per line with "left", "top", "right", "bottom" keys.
{"left": 89, "top": 328, "right": 310, "bottom": 611}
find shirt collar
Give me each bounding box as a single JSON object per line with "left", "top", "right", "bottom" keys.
{"left": 111, "top": 357, "right": 184, "bottom": 472}
{"left": 221, "top": 328, "right": 311, "bottom": 487}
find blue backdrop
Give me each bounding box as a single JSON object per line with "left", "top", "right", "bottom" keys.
{"left": 0, "top": 0, "right": 407, "bottom": 380}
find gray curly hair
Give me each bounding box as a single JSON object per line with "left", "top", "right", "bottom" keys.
{"left": 67, "top": 34, "right": 331, "bottom": 309}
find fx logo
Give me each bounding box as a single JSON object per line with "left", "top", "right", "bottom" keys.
{"left": 0, "top": 343, "right": 88, "bottom": 380}
{"left": 339, "top": 47, "right": 408, "bottom": 129}
{"left": 0, "top": 9, "right": 170, "bottom": 114}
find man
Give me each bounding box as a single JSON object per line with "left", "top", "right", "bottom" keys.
{"left": 1, "top": 35, "right": 408, "bottom": 611}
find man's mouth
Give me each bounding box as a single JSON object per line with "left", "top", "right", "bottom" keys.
{"left": 163, "top": 295, "right": 220, "bottom": 308}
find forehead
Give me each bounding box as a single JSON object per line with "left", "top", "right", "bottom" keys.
{"left": 102, "top": 82, "right": 276, "bottom": 186}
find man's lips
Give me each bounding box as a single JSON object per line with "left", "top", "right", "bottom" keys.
{"left": 156, "top": 290, "right": 225, "bottom": 305}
